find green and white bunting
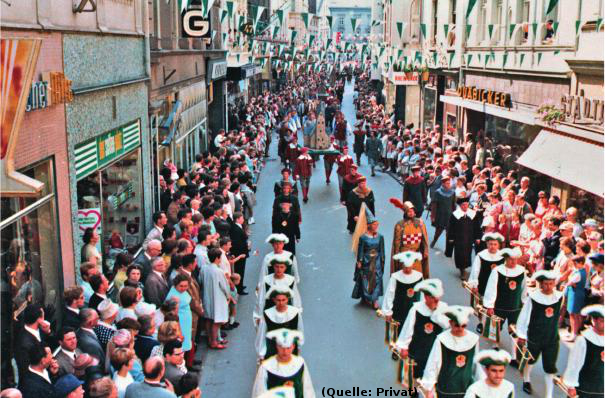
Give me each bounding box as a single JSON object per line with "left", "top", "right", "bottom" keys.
{"left": 396, "top": 22, "right": 406, "bottom": 40}
{"left": 509, "top": 23, "right": 516, "bottom": 39}
{"left": 487, "top": 24, "right": 494, "bottom": 39}
{"left": 537, "top": 52, "right": 542, "bottom": 65}
{"left": 444, "top": 24, "right": 450, "bottom": 37}
{"left": 519, "top": 53, "right": 525, "bottom": 66}
{"left": 502, "top": 53, "right": 508, "bottom": 67}
{"left": 466, "top": 24, "right": 472, "bottom": 38}
{"left": 276, "top": 9, "right": 284, "bottom": 26}
{"left": 290, "top": 30, "right": 298, "bottom": 44}
{"left": 449, "top": 52, "right": 455, "bottom": 67}
{"left": 326, "top": 16, "right": 333, "bottom": 31}
{"left": 545, "top": 0, "right": 559, "bottom": 15}
{"left": 351, "top": 17, "right": 359, "bottom": 32}
{"left": 466, "top": 0, "right": 477, "bottom": 19}
{"left": 466, "top": 54, "right": 473, "bottom": 65}
{"left": 220, "top": 9, "right": 228, "bottom": 24}
{"left": 420, "top": 23, "right": 426, "bottom": 39}
{"left": 226, "top": 0, "right": 234, "bottom": 19}
{"left": 200, "top": 0, "right": 211, "bottom": 18}
{"left": 302, "top": 13, "right": 309, "bottom": 29}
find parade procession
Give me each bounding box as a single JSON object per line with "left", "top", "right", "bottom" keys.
{"left": 1, "top": 0, "right": 604, "bottom": 398}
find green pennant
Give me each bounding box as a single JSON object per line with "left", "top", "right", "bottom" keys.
{"left": 290, "top": 30, "right": 298, "bottom": 44}
{"left": 221, "top": 32, "right": 228, "bottom": 45}
{"left": 220, "top": 9, "right": 228, "bottom": 24}
{"left": 444, "top": 24, "right": 450, "bottom": 37}
{"left": 236, "top": 53, "right": 240, "bottom": 63}
{"left": 509, "top": 23, "right": 516, "bottom": 39}
{"left": 379, "top": 47, "right": 385, "bottom": 58}
{"left": 226, "top": 1, "right": 234, "bottom": 19}
{"left": 200, "top": 0, "right": 210, "bottom": 18}
{"left": 466, "top": 54, "right": 472, "bottom": 65}
{"left": 302, "top": 13, "right": 309, "bottom": 29}
{"left": 466, "top": 0, "right": 478, "bottom": 19}
{"left": 552, "top": 21, "right": 559, "bottom": 34}
{"left": 238, "top": 15, "right": 245, "bottom": 30}
{"left": 309, "top": 34, "right": 315, "bottom": 47}
{"left": 502, "top": 53, "right": 508, "bottom": 67}
{"left": 519, "top": 53, "right": 525, "bottom": 66}
{"left": 211, "top": 30, "right": 217, "bottom": 42}
{"left": 554, "top": 50, "right": 560, "bottom": 55}
{"left": 575, "top": 20, "right": 582, "bottom": 36}
{"left": 484, "top": 53, "right": 490, "bottom": 67}
{"left": 597, "top": 18, "right": 603, "bottom": 32}
{"left": 326, "top": 15, "right": 333, "bottom": 31}
{"left": 420, "top": 23, "right": 427, "bottom": 38}
{"left": 326, "top": 38, "right": 332, "bottom": 49}
{"left": 537, "top": 52, "right": 542, "bottom": 65}
{"left": 488, "top": 24, "right": 494, "bottom": 39}
{"left": 351, "top": 17, "right": 359, "bottom": 32}
{"left": 531, "top": 22, "right": 538, "bottom": 38}
{"left": 272, "top": 24, "right": 280, "bottom": 39}
{"left": 477, "top": 53, "right": 482, "bottom": 64}
{"left": 432, "top": 51, "right": 437, "bottom": 66}
{"left": 449, "top": 52, "right": 455, "bottom": 67}
{"left": 466, "top": 24, "right": 472, "bottom": 38}
{"left": 178, "top": 0, "right": 191, "bottom": 14}
{"left": 396, "top": 22, "right": 404, "bottom": 39}
{"left": 276, "top": 9, "right": 284, "bottom": 26}
{"left": 545, "top": 0, "right": 559, "bottom": 15}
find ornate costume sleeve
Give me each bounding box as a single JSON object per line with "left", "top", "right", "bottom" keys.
{"left": 395, "top": 307, "right": 417, "bottom": 349}
{"left": 482, "top": 269, "right": 499, "bottom": 309}
{"left": 468, "top": 255, "right": 483, "bottom": 289}
{"left": 562, "top": 335, "right": 586, "bottom": 387}
{"left": 381, "top": 275, "right": 397, "bottom": 316}
{"left": 419, "top": 337, "right": 443, "bottom": 392}
{"left": 515, "top": 298, "right": 532, "bottom": 340}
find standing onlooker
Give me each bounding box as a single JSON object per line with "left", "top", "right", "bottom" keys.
{"left": 165, "top": 275, "right": 194, "bottom": 367}
{"left": 110, "top": 348, "right": 135, "bottom": 398}
{"left": 81, "top": 228, "right": 102, "bottom": 271}
{"left": 144, "top": 258, "right": 169, "bottom": 308}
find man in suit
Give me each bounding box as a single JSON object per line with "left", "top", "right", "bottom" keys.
{"left": 230, "top": 211, "right": 250, "bottom": 295}
{"left": 76, "top": 308, "right": 105, "bottom": 370}
{"left": 213, "top": 205, "right": 232, "bottom": 238}
{"left": 124, "top": 357, "right": 177, "bottom": 398}
{"left": 143, "top": 211, "right": 168, "bottom": 249}
{"left": 144, "top": 257, "right": 170, "bottom": 307}
{"left": 18, "top": 345, "right": 59, "bottom": 398}
{"left": 162, "top": 340, "right": 186, "bottom": 387}
{"left": 54, "top": 327, "right": 82, "bottom": 377}
{"left": 135, "top": 239, "right": 162, "bottom": 281}
{"left": 62, "top": 286, "right": 85, "bottom": 330}
{"left": 15, "top": 303, "right": 51, "bottom": 376}
{"left": 134, "top": 315, "right": 160, "bottom": 363}
{"left": 177, "top": 254, "right": 204, "bottom": 368}
{"left": 88, "top": 273, "right": 110, "bottom": 313}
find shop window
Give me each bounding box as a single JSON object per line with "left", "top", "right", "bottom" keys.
{"left": 1, "top": 160, "right": 61, "bottom": 384}
{"left": 477, "top": 0, "right": 488, "bottom": 45}
{"left": 76, "top": 150, "right": 143, "bottom": 274}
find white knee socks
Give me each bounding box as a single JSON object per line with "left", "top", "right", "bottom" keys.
{"left": 544, "top": 373, "right": 554, "bottom": 398}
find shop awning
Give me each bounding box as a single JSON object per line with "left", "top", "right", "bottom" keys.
{"left": 440, "top": 95, "right": 536, "bottom": 125}
{"left": 516, "top": 129, "right": 604, "bottom": 197}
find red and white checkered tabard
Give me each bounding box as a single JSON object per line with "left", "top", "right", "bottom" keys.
{"left": 402, "top": 233, "right": 423, "bottom": 246}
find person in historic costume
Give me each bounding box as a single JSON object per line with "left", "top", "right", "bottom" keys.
{"left": 353, "top": 125, "right": 366, "bottom": 165}
{"left": 420, "top": 305, "right": 482, "bottom": 398}
{"left": 562, "top": 304, "right": 604, "bottom": 398}
{"left": 274, "top": 168, "right": 299, "bottom": 197}
{"left": 395, "top": 279, "right": 450, "bottom": 379}
{"left": 255, "top": 286, "right": 304, "bottom": 361}
{"left": 251, "top": 329, "right": 315, "bottom": 398}
{"left": 260, "top": 234, "right": 300, "bottom": 284}
{"left": 341, "top": 164, "right": 361, "bottom": 206}
{"left": 254, "top": 257, "right": 302, "bottom": 325}
{"left": 430, "top": 177, "right": 456, "bottom": 249}
{"left": 273, "top": 182, "right": 301, "bottom": 225}
{"left": 351, "top": 212, "right": 385, "bottom": 309}
{"left": 446, "top": 197, "right": 480, "bottom": 280}
{"left": 464, "top": 349, "right": 515, "bottom": 398}
{"left": 516, "top": 270, "right": 564, "bottom": 397}
{"left": 389, "top": 198, "right": 430, "bottom": 277}
{"left": 272, "top": 198, "right": 301, "bottom": 255}
{"left": 336, "top": 146, "right": 355, "bottom": 203}
{"left": 332, "top": 112, "right": 350, "bottom": 149}
{"left": 323, "top": 140, "right": 339, "bottom": 185}
{"left": 403, "top": 165, "right": 427, "bottom": 217}
{"left": 294, "top": 147, "right": 314, "bottom": 203}
{"left": 381, "top": 252, "right": 424, "bottom": 342}
{"left": 483, "top": 247, "right": 527, "bottom": 362}
{"left": 346, "top": 176, "right": 375, "bottom": 234}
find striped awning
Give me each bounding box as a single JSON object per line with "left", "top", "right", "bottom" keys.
{"left": 75, "top": 119, "right": 141, "bottom": 180}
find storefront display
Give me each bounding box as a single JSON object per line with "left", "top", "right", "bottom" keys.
{"left": 75, "top": 120, "right": 143, "bottom": 272}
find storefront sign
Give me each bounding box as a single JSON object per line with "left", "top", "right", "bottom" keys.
{"left": 77, "top": 208, "right": 102, "bottom": 253}
{"left": 561, "top": 94, "right": 604, "bottom": 124}
{"left": 181, "top": 9, "right": 211, "bottom": 39}
{"left": 456, "top": 85, "right": 511, "bottom": 108}
{"left": 390, "top": 71, "right": 419, "bottom": 85}
{"left": 1, "top": 38, "right": 45, "bottom": 197}
{"left": 207, "top": 59, "right": 227, "bottom": 82}
{"left": 242, "top": 65, "right": 257, "bottom": 79}
{"left": 74, "top": 120, "right": 141, "bottom": 180}
{"left": 26, "top": 72, "right": 73, "bottom": 112}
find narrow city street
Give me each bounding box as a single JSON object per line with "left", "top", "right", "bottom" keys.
{"left": 200, "top": 80, "right": 568, "bottom": 397}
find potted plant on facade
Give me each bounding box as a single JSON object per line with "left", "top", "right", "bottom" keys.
{"left": 537, "top": 103, "right": 565, "bottom": 125}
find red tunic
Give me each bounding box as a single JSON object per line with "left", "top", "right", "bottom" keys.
{"left": 334, "top": 120, "right": 347, "bottom": 141}
{"left": 295, "top": 154, "right": 314, "bottom": 178}
{"left": 336, "top": 155, "right": 354, "bottom": 176}
{"left": 286, "top": 143, "right": 299, "bottom": 164}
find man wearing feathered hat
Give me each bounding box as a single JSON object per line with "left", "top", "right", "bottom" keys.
{"left": 563, "top": 304, "right": 604, "bottom": 398}
{"left": 420, "top": 305, "right": 480, "bottom": 398}
{"left": 516, "top": 270, "right": 563, "bottom": 397}
{"left": 389, "top": 198, "right": 430, "bottom": 277}
{"left": 259, "top": 234, "right": 300, "bottom": 284}
{"left": 255, "top": 286, "right": 304, "bottom": 361}
{"left": 395, "top": 279, "right": 449, "bottom": 379}
{"left": 465, "top": 349, "right": 515, "bottom": 397}
{"left": 468, "top": 232, "right": 505, "bottom": 299}
{"left": 252, "top": 329, "right": 315, "bottom": 397}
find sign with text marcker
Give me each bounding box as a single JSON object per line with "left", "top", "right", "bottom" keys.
{"left": 74, "top": 120, "right": 141, "bottom": 180}
{"left": 456, "top": 85, "right": 512, "bottom": 108}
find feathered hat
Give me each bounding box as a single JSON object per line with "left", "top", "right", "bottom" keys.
{"left": 269, "top": 253, "right": 293, "bottom": 266}
{"left": 482, "top": 232, "right": 505, "bottom": 243}
{"left": 266, "top": 328, "right": 304, "bottom": 348}
{"left": 266, "top": 233, "right": 290, "bottom": 244}
{"left": 499, "top": 247, "right": 522, "bottom": 259}
{"left": 265, "top": 285, "right": 294, "bottom": 300}
{"left": 389, "top": 198, "right": 414, "bottom": 212}
{"left": 443, "top": 305, "right": 474, "bottom": 326}
{"left": 414, "top": 279, "right": 444, "bottom": 298}
{"left": 581, "top": 304, "right": 605, "bottom": 318}
{"left": 533, "top": 270, "right": 558, "bottom": 282}
{"left": 392, "top": 251, "right": 423, "bottom": 268}
{"left": 475, "top": 349, "right": 512, "bottom": 367}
